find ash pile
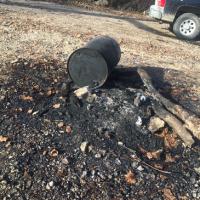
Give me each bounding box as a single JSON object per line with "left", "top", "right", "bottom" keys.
{"left": 1, "top": 59, "right": 200, "bottom": 200}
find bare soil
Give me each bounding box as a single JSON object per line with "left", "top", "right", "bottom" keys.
{"left": 0, "top": 1, "right": 200, "bottom": 76}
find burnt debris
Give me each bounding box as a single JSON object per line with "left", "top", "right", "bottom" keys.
{"left": 0, "top": 59, "right": 200, "bottom": 199}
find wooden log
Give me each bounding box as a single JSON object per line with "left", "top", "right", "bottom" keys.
{"left": 152, "top": 100, "right": 194, "bottom": 147}
{"left": 137, "top": 68, "right": 200, "bottom": 140}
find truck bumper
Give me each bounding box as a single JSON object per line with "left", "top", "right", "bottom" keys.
{"left": 149, "top": 5, "right": 163, "bottom": 20}
{"left": 149, "top": 5, "right": 174, "bottom": 23}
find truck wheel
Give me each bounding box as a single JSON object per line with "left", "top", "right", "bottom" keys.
{"left": 173, "top": 13, "right": 200, "bottom": 40}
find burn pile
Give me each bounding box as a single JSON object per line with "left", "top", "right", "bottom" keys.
{"left": 0, "top": 59, "right": 200, "bottom": 199}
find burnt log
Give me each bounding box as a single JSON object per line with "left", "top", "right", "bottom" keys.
{"left": 137, "top": 68, "right": 200, "bottom": 146}
{"left": 152, "top": 100, "right": 194, "bottom": 147}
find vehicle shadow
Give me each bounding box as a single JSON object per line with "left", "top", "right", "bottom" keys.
{"left": 126, "top": 18, "right": 176, "bottom": 39}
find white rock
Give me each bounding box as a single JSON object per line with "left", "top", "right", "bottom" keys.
{"left": 136, "top": 116, "right": 142, "bottom": 127}
{"left": 194, "top": 167, "right": 200, "bottom": 175}
{"left": 62, "top": 158, "right": 69, "bottom": 165}
{"left": 106, "top": 97, "right": 114, "bottom": 105}
{"left": 118, "top": 141, "right": 123, "bottom": 146}
{"left": 86, "top": 94, "right": 97, "bottom": 103}
{"left": 80, "top": 141, "right": 89, "bottom": 153}
{"left": 131, "top": 162, "right": 138, "bottom": 169}
{"left": 137, "top": 166, "right": 144, "bottom": 171}
{"left": 95, "top": 0, "right": 109, "bottom": 6}
{"left": 192, "top": 192, "right": 197, "bottom": 198}
{"left": 81, "top": 171, "right": 87, "bottom": 178}
{"left": 46, "top": 181, "right": 54, "bottom": 190}
{"left": 148, "top": 117, "right": 165, "bottom": 133}
{"left": 49, "top": 181, "right": 54, "bottom": 187}
{"left": 74, "top": 86, "right": 89, "bottom": 99}
{"left": 115, "top": 158, "right": 121, "bottom": 165}
{"left": 95, "top": 153, "right": 102, "bottom": 158}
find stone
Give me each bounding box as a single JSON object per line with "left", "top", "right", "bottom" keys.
{"left": 148, "top": 117, "right": 165, "bottom": 133}
{"left": 49, "top": 181, "right": 54, "bottom": 187}
{"left": 135, "top": 116, "right": 142, "bottom": 127}
{"left": 115, "top": 158, "right": 121, "bottom": 165}
{"left": 86, "top": 94, "right": 97, "bottom": 103}
{"left": 95, "top": 0, "right": 109, "bottom": 6}
{"left": 62, "top": 158, "right": 69, "bottom": 165}
{"left": 0, "top": 95, "right": 5, "bottom": 101}
{"left": 88, "top": 145, "right": 93, "bottom": 153}
{"left": 194, "top": 167, "right": 200, "bottom": 175}
{"left": 80, "top": 141, "right": 89, "bottom": 153}
{"left": 118, "top": 141, "right": 124, "bottom": 146}
{"left": 74, "top": 87, "right": 89, "bottom": 99}
{"left": 95, "top": 153, "right": 102, "bottom": 158}
{"left": 46, "top": 181, "right": 54, "bottom": 190}
{"left": 99, "top": 149, "right": 106, "bottom": 156}
{"left": 0, "top": 180, "right": 7, "bottom": 190}
{"left": 81, "top": 171, "right": 87, "bottom": 179}
{"left": 137, "top": 166, "right": 144, "bottom": 171}
{"left": 108, "top": 175, "right": 112, "bottom": 179}
{"left": 65, "top": 125, "right": 72, "bottom": 134}
{"left": 192, "top": 191, "right": 197, "bottom": 198}
{"left": 26, "top": 180, "right": 32, "bottom": 189}
{"left": 131, "top": 162, "right": 138, "bottom": 169}
{"left": 190, "top": 177, "right": 196, "bottom": 184}
{"left": 58, "top": 122, "right": 64, "bottom": 128}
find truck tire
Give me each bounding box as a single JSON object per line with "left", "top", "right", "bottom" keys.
{"left": 173, "top": 13, "right": 200, "bottom": 40}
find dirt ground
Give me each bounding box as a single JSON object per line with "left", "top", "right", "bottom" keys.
{"left": 0, "top": 1, "right": 200, "bottom": 200}
{"left": 0, "top": 1, "right": 200, "bottom": 76}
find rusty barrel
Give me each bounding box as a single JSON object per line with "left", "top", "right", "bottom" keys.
{"left": 67, "top": 36, "right": 121, "bottom": 88}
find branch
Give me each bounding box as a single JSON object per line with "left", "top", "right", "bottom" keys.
{"left": 137, "top": 68, "right": 198, "bottom": 147}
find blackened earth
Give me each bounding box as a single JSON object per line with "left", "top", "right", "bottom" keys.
{"left": 0, "top": 60, "right": 200, "bottom": 200}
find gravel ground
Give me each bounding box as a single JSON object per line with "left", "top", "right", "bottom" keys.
{"left": 0, "top": 1, "right": 200, "bottom": 200}
{"left": 0, "top": 60, "right": 200, "bottom": 200}
{"left": 0, "top": 1, "right": 200, "bottom": 79}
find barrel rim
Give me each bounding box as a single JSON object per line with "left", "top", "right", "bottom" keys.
{"left": 67, "top": 47, "right": 109, "bottom": 88}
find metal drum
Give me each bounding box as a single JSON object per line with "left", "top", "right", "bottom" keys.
{"left": 67, "top": 36, "right": 121, "bottom": 88}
